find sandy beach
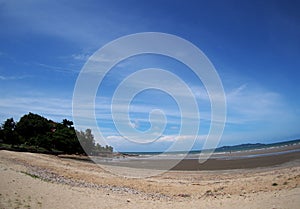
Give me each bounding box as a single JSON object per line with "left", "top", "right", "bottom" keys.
{"left": 1, "top": 147, "right": 300, "bottom": 209}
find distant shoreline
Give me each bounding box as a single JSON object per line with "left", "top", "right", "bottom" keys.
{"left": 1, "top": 139, "right": 299, "bottom": 171}
{"left": 119, "top": 138, "right": 300, "bottom": 155}
{"left": 93, "top": 142, "right": 300, "bottom": 171}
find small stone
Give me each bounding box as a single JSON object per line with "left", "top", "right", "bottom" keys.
{"left": 178, "top": 194, "right": 190, "bottom": 198}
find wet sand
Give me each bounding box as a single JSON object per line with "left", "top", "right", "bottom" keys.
{"left": 94, "top": 144, "right": 300, "bottom": 171}
{"left": 175, "top": 150, "right": 300, "bottom": 170}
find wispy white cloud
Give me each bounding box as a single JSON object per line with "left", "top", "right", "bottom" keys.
{"left": 157, "top": 134, "right": 207, "bottom": 142}
{"left": 35, "top": 63, "right": 78, "bottom": 74}
{"left": 0, "top": 0, "right": 135, "bottom": 48}
{"left": 71, "top": 53, "right": 91, "bottom": 61}
{"left": 0, "top": 96, "right": 73, "bottom": 122}
{"left": 105, "top": 134, "right": 206, "bottom": 142}
{"left": 104, "top": 133, "right": 208, "bottom": 152}
{"left": 226, "top": 84, "right": 286, "bottom": 123}
{"left": 0, "top": 75, "right": 30, "bottom": 80}
{"left": 92, "top": 78, "right": 293, "bottom": 129}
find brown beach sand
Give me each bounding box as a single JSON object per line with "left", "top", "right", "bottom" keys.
{"left": 0, "top": 145, "right": 299, "bottom": 208}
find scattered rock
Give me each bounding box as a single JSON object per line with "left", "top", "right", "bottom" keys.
{"left": 204, "top": 190, "right": 214, "bottom": 197}
{"left": 20, "top": 165, "right": 171, "bottom": 201}
{"left": 177, "top": 194, "right": 190, "bottom": 198}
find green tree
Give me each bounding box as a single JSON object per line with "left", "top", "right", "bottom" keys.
{"left": 1, "top": 113, "right": 113, "bottom": 155}
{"left": 76, "top": 129, "right": 95, "bottom": 155}
{"left": 2, "top": 118, "right": 19, "bottom": 145}
{"left": 0, "top": 126, "right": 3, "bottom": 141}
{"left": 62, "top": 119, "right": 73, "bottom": 128}
{"left": 52, "top": 121, "right": 83, "bottom": 154}
{"left": 16, "top": 112, "right": 52, "bottom": 146}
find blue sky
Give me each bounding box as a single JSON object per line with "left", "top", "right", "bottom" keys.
{"left": 0, "top": 0, "right": 300, "bottom": 152}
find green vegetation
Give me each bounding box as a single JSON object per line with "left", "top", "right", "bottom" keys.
{"left": 20, "top": 171, "right": 40, "bottom": 179}
{"left": 0, "top": 112, "right": 113, "bottom": 155}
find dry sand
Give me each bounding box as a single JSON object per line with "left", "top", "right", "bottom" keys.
{"left": 0, "top": 149, "right": 299, "bottom": 208}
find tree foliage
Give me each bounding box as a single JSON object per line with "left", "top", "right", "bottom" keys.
{"left": 0, "top": 112, "right": 113, "bottom": 155}
{"left": 2, "top": 118, "right": 19, "bottom": 145}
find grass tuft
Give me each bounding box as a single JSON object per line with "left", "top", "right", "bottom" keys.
{"left": 20, "top": 171, "right": 40, "bottom": 179}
